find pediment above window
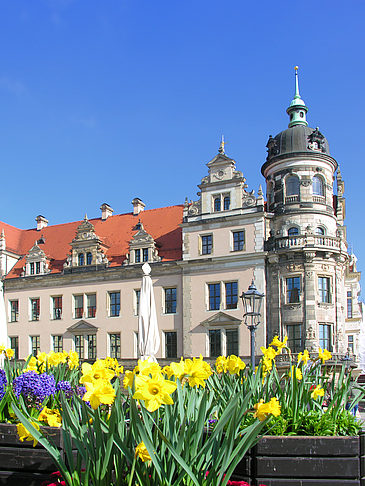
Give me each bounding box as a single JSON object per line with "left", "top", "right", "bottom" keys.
{"left": 67, "top": 320, "right": 99, "bottom": 334}
{"left": 201, "top": 312, "right": 241, "bottom": 327}
{"left": 123, "top": 221, "right": 161, "bottom": 265}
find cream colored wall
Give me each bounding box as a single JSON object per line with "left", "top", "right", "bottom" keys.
{"left": 6, "top": 274, "right": 183, "bottom": 359}
{"left": 187, "top": 223, "right": 256, "bottom": 260}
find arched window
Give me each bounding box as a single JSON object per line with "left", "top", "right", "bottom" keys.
{"left": 223, "top": 196, "right": 230, "bottom": 211}
{"left": 315, "top": 227, "right": 325, "bottom": 235}
{"left": 313, "top": 175, "right": 324, "bottom": 196}
{"left": 286, "top": 176, "right": 300, "bottom": 196}
{"left": 78, "top": 253, "right": 85, "bottom": 266}
{"left": 214, "top": 197, "right": 221, "bottom": 212}
{"left": 288, "top": 227, "right": 299, "bottom": 236}
{"left": 86, "top": 252, "right": 92, "bottom": 265}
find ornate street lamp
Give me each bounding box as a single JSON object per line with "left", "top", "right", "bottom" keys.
{"left": 240, "top": 280, "right": 264, "bottom": 371}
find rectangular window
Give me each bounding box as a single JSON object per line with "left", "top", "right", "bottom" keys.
{"left": 75, "top": 335, "right": 84, "bottom": 359}
{"left": 74, "top": 295, "right": 83, "bottom": 319}
{"left": 201, "top": 235, "right": 213, "bottom": 255}
{"left": 233, "top": 231, "right": 245, "bottom": 251}
{"left": 209, "top": 329, "right": 221, "bottom": 357}
{"left": 226, "top": 329, "right": 239, "bottom": 356}
{"left": 30, "top": 262, "right": 35, "bottom": 275}
{"left": 53, "top": 335, "right": 63, "bottom": 353}
{"left": 208, "top": 283, "right": 221, "bottom": 310}
{"left": 87, "top": 294, "right": 96, "bottom": 318}
{"left": 318, "top": 277, "right": 331, "bottom": 303}
{"left": 135, "top": 289, "right": 141, "bottom": 316}
{"left": 164, "top": 288, "right": 177, "bottom": 314}
{"left": 135, "top": 249, "right": 141, "bottom": 263}
{"left": 348, "top": 335, "right": 354, "bottom": 353}
{"left": 10, "top": 300, "right": 19, "bottom": 322}
{"left": 87, "top": 335, "right": 97, "bottom": 360}
{"left": 109, "top": 333, "right": 121, "bottom": 359}
{"left": 286, "top": 324, "right": 303, "bottom": 352}
{"left": 52, "top": 296, "right": 62, "bottom": 320}
{"left": 142, "top": 248, "right": 149, "bottom": 262}
{"left": 30, "top": 335, "right": 40, "bottom": 356}
{"left": 109, "top": 292, "right": 120, "bottom": 317}
{"left": 9, "top": 336, "right": 19, "bottom": 359}
{"left": 319, "top": 323, "right": 332, "bottom": 351}
{"left": 347, "top": 291, "right": 353, "bottom": 318}
{"left": 30, "top": 298, "right": 40, "bottom": 321}
{"left": 225, "top": 282, "right": 238, "bottom": 309}
{"left": 35, "top": 262, "right": 41, "bottom": 274}
{"left": 286, "top": 277, "right": 301, "bottom": 303}
{"left": 165, "top": 331, "right": 177, "bottom": 358}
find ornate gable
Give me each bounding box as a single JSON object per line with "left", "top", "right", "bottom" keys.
{"left": 67, "top": 320, "right": 98, "bottom": 334}
{"left": 64, "top": 215, "right": 109, "bottom": 270}
{"left": 123, "top": 221, "right": 161, "bottom": 265}
{"left": 201, "top": 312, "right": 241, "bottom": 327}
{"left": 23, "top": 242, "right": 50, "bottom": 276}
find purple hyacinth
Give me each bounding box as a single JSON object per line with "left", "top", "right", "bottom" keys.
{"left": 13, "top": 371, "right": 56, "bottom": 406}
{"left": 0, "top": 369, "right": 7, "bottom": 401}
{"left": 56, "top": 380, "right": 73, "bottom": 399}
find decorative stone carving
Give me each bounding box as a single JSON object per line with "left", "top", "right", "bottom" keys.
{"left": 242, "top": 190, "right": 256, "bottom": 207}
{"left": 188, "top": 200, "right": 201, "bottom": 216}
{"left": 306, "top": 326, "right": 316, "bottom": 340}
{"left": 123, "top": 222, "right": 161, "bottom": 265}
{"left": 305, "top": 271, "right": 313, "bottom": 278}
{"left": 68, "top": 215, "right": 108, "bottom": 268}
{"left": 304, "top": 251, "right": 316, "bottom": 262}
{"left": 266, "top": 135, "right": 279, "bottom": 159}
{"left": 24, "top": 242, "right": 50, "bottom": 276}
{"left": 307, "top": 128, "right": 326, "bottom": 152}
{"left": 300, "top": 179, "right": 311, "bottom": 187}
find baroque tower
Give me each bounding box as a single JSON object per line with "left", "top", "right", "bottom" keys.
{"left": 262, "top": 67, "right": 348, "bottom": 354}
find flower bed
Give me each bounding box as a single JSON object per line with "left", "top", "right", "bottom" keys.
{"left": 0, "top": 338, "right": 363, "bottom": 485}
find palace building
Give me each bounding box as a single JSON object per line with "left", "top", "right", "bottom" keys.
{"left": 1, "top": 70, "right": 363, "bottom": 363}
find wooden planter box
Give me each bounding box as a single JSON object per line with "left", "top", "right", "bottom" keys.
{"left": 0, "top": 423, "right": 364, "bottom": 486}
{"left": 233, "top": 435, "right": 364, "bottom": 486}
{"left": 0, "top": 423, "right": 64, "bottom": 486}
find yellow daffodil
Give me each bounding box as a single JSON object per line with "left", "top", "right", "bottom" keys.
{"left": 133, "top": 374, "right": 177, "bottom": 412}
{"left": 289, "top": 365, "right": 302, "bottom": 381}
{"left": 5, "top": 348, "right": 14, "bottom": 359}
{"left": 83, "top": 380, "right": 116, "bottom": 410}
{"left": 318, "top": 348, "right": 332, "bottom": 364}
{"left": 135, "top": 441, "right": 152, "bottom": 462}
{"left": 17, "top": 422, "right": 40, "bottom": 447}
{"left": 297, "top": 350, "right": 310, "bottom": 365}
{"left": 170, "top": 359, "right": 186, "bottom": 381}
{"left": 68, "top": 351, "right": 79, "bottom": 369}
{"left": 80, "top": 361, "right": 115, "bottom": 385}
{"left": 24, "top": 356, "right": 39, "bottom": 373}
{"left": 135, "top": 359, "right": 162, "bottom": 376}
{"left": 311, "top": 385, "right": 325, "bottom": 400}
{"left": 262, "top": 356, "right": 273, "bottom": 373}
{"left": 226, "top": 355, "right": 246, "bottom": 375}
{"left": 38, "top": 407, "right": 62, "bottom": 428}
{"left": 270, "top": 335, "right": 288, "bottom": 353}
{"left": 253, "top": 397, "right": 281, "bottom": 421}
{"left": 183, "top": 356, "right": 212, "bottom": 388}
{"left": 123, "top": 370, "right": 135, "bottom": 389}
{"left": 215, "top": 356, "right": 227, "bottom": 373}
{"left": 260, "top": 346, "right": 277, "bottom": 360}
{"left": 0, "top": 345, "right": 5, "bottom": 354}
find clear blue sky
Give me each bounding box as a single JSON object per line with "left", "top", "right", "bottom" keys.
{"left": 0, "top": 1, "right": 364, "bottom": 279}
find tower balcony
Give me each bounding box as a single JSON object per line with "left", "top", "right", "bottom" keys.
{"left": 265, "top": 234, "right": 341, "bottom": 252}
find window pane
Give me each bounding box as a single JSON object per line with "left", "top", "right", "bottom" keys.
{"left": 87, "top": 294, "right": 96, "bottom": 318}
{"left": 35, "top": 262, "right": 41, "bottom": 274}
{"left": 214, "top": 197, "right": 221, "bottom": 212}
{"left": 165, "top": 288, "right": 177, "bottom": 314}
{"left": 225, "top": 282, "right": 238, "bottom": 309}
{"left": 209, "top": 330, "right": 221, "bottom": 357}
{"left": 233, "top": 231, "right": 244, "bottom": 251}
{"left": 209, "top": 284, "right": 220, "bottom": 310}
{"left": 109, "top": 292, "right": 120, "bottom": 317}
{"left": 286, "top": 277, "right": 301, "bottom": 303}
{"left": 110, "top": 334, "right": 121, "bottom": 359}
{"left": 31, "top": 336, "right": 40, "bottom": 356}
{"left": 347, "top": 291, "right": 353, "bottom": 318}
{"left": 286, "top": 176, "right": 300, "bottom": 196}
{"left": 88, "top": 335, "right": 97, "bottom": 359}
{"left": 142, "top": 248, "right": 149, "bottom": 262}
{"left": 313, "top": 176, "right": 324, "bottom": 196}
{"left": 53, "top": 297, "right": 62, "bottom": 320}
{"left": 10, "top": 300, "right": 19, "bottom": 322}
{"left": 165, "top": 332, "right": 177, "bottom": 358}
{"left": 135, "top": 290, "right": 140, "bottom": 315}
{"left": 75, "top": 335, "right": 84, "bottom": 359}
{"left": 10, "top": 337, "right": 19, "bottom": 359}
{"left": 202, "top": 235, "right": 212, "bottom": 255}
{"left": 86, "top": 252, "right": 92, "bottom": 265}
{"left": 31, "top": 298, "right": 40, "bottom": 321}
{"left": 319, "top": 324, "right": 332, "bottom": 351}
{"left": 318, "top": 277, "right": 331, "bottom": 303}
{"left": 286, "top": 325, "right": 303, "bottom": 352}
{"left": 288, "top": 227, "right": 299, "bottom": 236}
{"left": 223, "top": 196, "right": 230, "bottom": 210}
{"left": 74, "top": 295, "right": 83, "bottom": 318}
{"left": 226, "top": 329, "right": 239, "bottom": 356}
{"left": 78, "top": 253, "right": 85, "bottom": 266}
{"left": 135, "top": 249, "right": 141, "bottom": 263}
{"left": 53, "top": 335, "right": 63, "bottom": 353}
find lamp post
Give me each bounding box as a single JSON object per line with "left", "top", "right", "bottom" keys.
{"left": 240, "top": 280, "right": 264, "bottom": 371}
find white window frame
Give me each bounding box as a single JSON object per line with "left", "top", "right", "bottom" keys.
{"left": 205, "top": 327, "right": 239, "bottom": 357}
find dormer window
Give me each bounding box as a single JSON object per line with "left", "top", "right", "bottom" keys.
{"left": 86, "top": 252, "right": 92, "bottom": 265}
{"left": 142, "top": 248, "right": 149, "bottom": 262}
{"left": 123, "top": 221, "right": 161, "bottom": 266}
{"left": 135, "top": 249, "right": 141, "bottom": 263}
{"left": 78, "top": 253, "right": 85, "bottom": 266}
{"left": 24, "top": 242, "right": 50, "bottom": 277}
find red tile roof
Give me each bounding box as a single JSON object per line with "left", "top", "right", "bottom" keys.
{"left": 2, "top": 205, "right": 184, "bottom": 279}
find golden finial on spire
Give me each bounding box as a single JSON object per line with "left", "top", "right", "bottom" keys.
{"left": 294, "top": 65, "right": 299, "bottom": 71}
{"left": 218, "top": 134, "right": 225, "bottom": 154}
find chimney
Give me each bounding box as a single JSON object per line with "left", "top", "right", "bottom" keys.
{"left": 132, "top": 198, "right": 145, "bottom": 216}
{"left": 100, "top": 203, "right": 114, "bottom": 221}
{"left": 36, "top": 215, "right": 48, "bottom": 231}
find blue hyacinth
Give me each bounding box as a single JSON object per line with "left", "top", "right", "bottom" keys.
{"left": 0, "top": 369, "right": 7, "bottom": 401}
{"left": 56, "top": 380, "right": 73, "bottom": 399}
{"left": 13, "top": 371, "right": 56, "bottom": 406}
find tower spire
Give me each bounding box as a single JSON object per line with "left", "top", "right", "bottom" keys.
{"left": 286, "top": 66, "right": 308, "bottom": 128}
{"left": 218, "top": 134, "right": 225, "bottom": 154}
